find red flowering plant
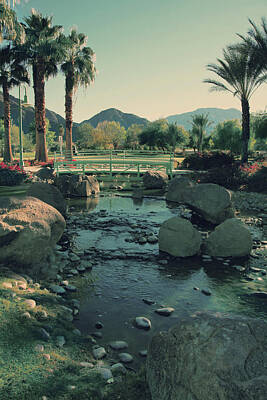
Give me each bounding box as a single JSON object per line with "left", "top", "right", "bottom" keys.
{"left": 0, "top": 161, "right": 27, "bottom": 186}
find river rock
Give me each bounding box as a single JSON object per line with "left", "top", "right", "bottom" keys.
{"left": 155, "top": 307, "right": 175, "bottom": 316}
{"left": 205, "top": 218, "right": 253, "bottom": 258}
{"left": 49, "top": 284, "right": 66, "bottom": 295}
{"left": 92, "top": 346, "right": 106, "bottom": 359}
{"left": 110, "top": 363, "right": 127, "bottom": 375}
{"left": 55, "top": 174, "right": 100, "bottom": 197}
{"left": 159, "top": 217, "right": 201, "bottom": 257}
{"left": 147, "top": 311, "right": 267, "bottom": 400}
{"left": 35, "top": 167, "right": 55, "bottom": 182}
{"left": 118, "top": 353, "right": 133, "bottom": 363}
{"left": 166, "top": 176, "right": 195, "bottom": 203}
{"left": 186, "top": 183, "right": 234, "bottom": 224}
{"left": 109, "top": 341, "right": 128, "bottom": 350}
{"left": 24, "top": 299, "right": 36, "bottom": 309}
{"left": 26, "top": 182, "right": 67, "bottom": 217}
{"left": 143, "top": 170, "right": 168, "bottom": 189}
{"left": 0, "top": 197, "right": 65, "bottom": 267}
{"left": 135, "top": 316, "right": 151, "bottom": 330}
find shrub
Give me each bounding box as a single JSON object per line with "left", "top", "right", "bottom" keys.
{"left": 198, "top": 163, "right": 245, "bottom": 190}
{"left": 0, "top": 162, "right": 26, "bottom": 186}
{"left": 244, "top": 166, "right": 267, "bottom": 193}
{"left": 181, "top": 151, "right": 236, "bottom": 170}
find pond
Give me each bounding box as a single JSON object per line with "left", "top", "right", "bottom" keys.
{"left": 65, "top": 193, "right": 267, "bottom": 368}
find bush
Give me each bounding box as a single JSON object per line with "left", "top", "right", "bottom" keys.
{"left": 181, "top": 151, "right": 236, "bottom": 170}
{"left": 198, "top": 163, "right": 245, "bottom": 190}
{"left": 245, "top": 166, "right": 267, "bottom": 193}
{"left": 0, "top": 162, "right": 26, "bottom": 186}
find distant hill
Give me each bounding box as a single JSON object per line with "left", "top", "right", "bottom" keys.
{"left": 80, "top": 108, "right": 149, "bottom": 129}
{"left": 166, "top": 107, "right": 242, "bottom": 133}
{"left": 0, "top": 92, "right": 67, "bottom": 136}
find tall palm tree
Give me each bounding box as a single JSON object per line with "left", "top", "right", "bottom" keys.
{"left": 0, "top": 0, "right": 24, "bottom": 43}
{"left": 0, "top": 45, "right": 29, "bottom": 162}
{"left": 191, "top": 113, "right": 211, "bottom": 152}
{"left": 204, "top": 45, "right": 267, "bottom": 163}
{"left": 22, "top": 10, "right": 64, "bottom": 162}
{"left": 239, "top": 18, "right": 267, "bottom": 68}
{"left": 61, "top": 29, "right": 95, "bottom": 159}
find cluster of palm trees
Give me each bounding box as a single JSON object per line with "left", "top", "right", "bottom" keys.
{"left": 204, "top": 18, "right": 267, "bottom": 163}
{"left": 0, "top": 5, "right": 96, "bottom": 162}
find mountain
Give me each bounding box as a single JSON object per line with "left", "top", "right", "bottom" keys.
{"left": 0, "top": 92, "right": 67, "bottom": 136}
{"left": 166, "top": 108, "right": 242, "bottom": 133}
{"left": 80, "top": 108, "right": 149, "bottom": 129}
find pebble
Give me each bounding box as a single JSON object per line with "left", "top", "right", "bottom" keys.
{"left": 97, "top": 368, "right": 113, "bottom": 381}
{"left": 72, "top": 328, "right": 81, "bottom": 336}
{"left": 135, "top": 316, "right": 151, "bottom": 330}
{"left": 201, "top": 289, "right": 212, "bottom": 296}
{"left": 193, "top": 287, "right": 200, "bottom": 291}
{"left": 109, "top": 341, "right": 128, "bottom": 350}
{"left": 22, "top": 311, "right": 32, "bottom": 319}
{"left": 2, "top": 282, "right": 13, "bottom": 289}
{"left": 43, "top": 353, "right": 51, "bottom": 360}
{"left": 64, "top": 285, "right": 77, "bottom": 292}
{"left": 95, "top": 321, "right": 104, "bottom": 329}
{"left": 24, "top": 299, "right": 36, "bottom": 309}
{"left": 155, "top": 307, "right": 175, "bottom": 316}
{"left": 92, "top": 346, "right": 107, "bottom": 359}
{"left": 35, "top": 344, "right": 44, "bottom": 352}
{"left": 39, "top": 328, "right": 50, "bottom": 341}
{"left": 68, "top": 253, "right": 80, "bottom": 262}
{"left": 49, "top": 284, "right": 66, "bottom": 295}
{"left": 80, "top": 362, "right": 94, "bottom": 368}
{"left": 56, "top": 336, "right": 66, "bottom": 347}
{"left": 142, "top": 298, "right": 155, "bottom": 305}
{"left": 232, "top": 265, "right": 246, "bottom": 272}
{"left": 139, "top": 350, "right": 148, "bottom": 357}
{"left": 118, "top": 353, "right": 133, "bottom": 363}
{"left": 92, "top": 332, "right": 103, "bottom": 339}
{"left": 110, "top": 363, "right": 127, "bottom": 375}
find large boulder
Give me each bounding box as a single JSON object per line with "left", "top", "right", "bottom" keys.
{"left": 0, "top": 196, "right": 65, "bottom": 267}
{"left": 185, "top": 183, "right": 234, "bottom": 224}
{"left": 34, "top": 167, "right": 55, "bottom": 182}
{"left": 159, "top": 216, "right": 201, "bottom": 257}
{"left": 55, "top": 174, "right": 100, "bottom": 197}
{"left": 204, "top": 218, "right": 253, "bottom": 257}
{"left": 143, "top": 170, "right": 168, "bottom": 189}
{"left": 166, "top": 176, "right": 195, "bottom": 203}
{"left": 26, "top": 182, "right": 67, "bottom": 217}
{"left": 147, "top": 312, "right": 267, "bottom": 400}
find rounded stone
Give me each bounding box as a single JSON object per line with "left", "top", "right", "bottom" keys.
{"left": 49, "top": 284, "right": 66, "bottom": 295}
{"left": 24, "top": 299, "right": 36, "bottom": 309}
{"left": 92, "top": 346, "right": 106, "bottom": 360}
{"left": 109, "top": 341, "right": 128, "bottom": 350}
{"left": 110, "top": 363, "right": 127, "bottom": 375}
{"left": 118, "top": 353, "right": 133, "bottom": 363}
{"left": 135, "top": 316, "right": 151, "bottom": 330}
{"left": 155, "top": 307, "right": 175, "bottom": 316}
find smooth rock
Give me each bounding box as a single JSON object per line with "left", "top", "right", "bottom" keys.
{"left": 92, "top": 346, "right": 107, "bottom": 360}
{"left": 109, "top": 341, "right": 128, "bottom": 350}
{"left": 24, "top": 299, "right": 36, "bottom": 309}
{"left": 118, "top": 353, "right": 133, "bottom": 363}
{"left": 135, "top": 316, "right": 151, "bottom": 330}
{"left": 155, "top": 307, "right": 175, "bottom": 316}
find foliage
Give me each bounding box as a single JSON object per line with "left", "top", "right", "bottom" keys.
{"left": 0, "top": 160, "right": 26, "bottom": 185}
{"left": 28, "top": 119, "right": 57, "bottom": 150}
{"left": 139, "top": 119, "right": 169, "bottom": 150}
{"left": 190, "top": 113, "right": 212, "bottom": 152}
{"left": 167, "top": 123, "right": 189, "bottom": 152}
{"left": 0, "top": 0, "right": 24, "bottom": 43}
{"left": 94, "top": 121, "right": 126, "bottom": 149}
{"left": 212, "top": 119, "right": 242, "bottom": 154}
{"left": 251, "top": 111, "right": 267, "bottom": 140}
{"left": 75, "top": 123, "right": 95, "bottom": 149}
{"left": 181, "top": 151, "right": 236, "bottom": 170}
{"left": 197, "top": 163, "right": 246, "bottom": 190}
{"left": 245, "top": 166, "right": 267, "bottom": 192}
{"left": 108, "top": 367, "right": 151, "bottom": 400}
{"left": 125, "top": 124, "right": 144, "bottom": 149}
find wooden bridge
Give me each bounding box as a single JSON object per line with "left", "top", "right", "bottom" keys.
{"left": 54, "top": 150, "right": 175, "bottom": 178}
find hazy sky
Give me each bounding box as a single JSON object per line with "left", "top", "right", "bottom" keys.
{"left": 13, "top": 0, "right": 267, "bottom": 123}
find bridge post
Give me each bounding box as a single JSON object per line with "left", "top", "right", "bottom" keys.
{"left": 137, "top": 163, "right": 140, "bottom": 178}
{"left": 110, "top": 151, "right": 112, "bottom": 177}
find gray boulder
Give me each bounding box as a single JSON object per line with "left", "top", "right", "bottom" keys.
{"left": 166, "top": 176, "right": 195, "bottom": 203}
{"left": 143, "top": 170, "right": 168, "bottom": 189}
{"left": 205, "top": 218, "right": 253, "bottom": 257}
{"left": 159, "top": 217, "right": 201, "bottom": 257}
{"left": 147, "top": 312, "right": 267, "bottom": 400}
{"left": 0, "top": 196, "right": 65, "bottom": 267}
{"left": 55, "top": 174, "right": 100, "bottom": 197}
{"left": 34, "top": 167, "right": 55, "bottom": 182}
{"left": 26, "top": 182, "right": 67, "bottom": 217}
{"left": 186, "top": 183, "right": 234, "bottom": 224}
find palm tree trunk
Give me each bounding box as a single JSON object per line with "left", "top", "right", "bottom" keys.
{"left": 35, "top": 60, "right": 48, "bottom": 162}
{"left": 2, "top": 80, "right": 13, "bottom": 162}
{"left": 33, "top": 63, "right": 40, "bottom": 161}
{"left": 65, "top": 74, "right": 73, "bottom": 160}
{"left": 241, "top": 97, "right": 250, "bottom": 164}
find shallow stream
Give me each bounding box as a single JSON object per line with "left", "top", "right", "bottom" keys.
{"left": 66, "top": 193, "right": 267, "bottom": 368}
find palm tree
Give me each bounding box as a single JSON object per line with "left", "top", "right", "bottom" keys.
{"left": 239, "top": 18, "right": 267, "bottom": 68}
{"left": 61, "top": 29, "right": 95, "bottom": 159}
{"left": 0, "top": 45, "right": 29, "bottom": 162}
{"left": 0, "top": 0, "right": 24, "bottom": 43}
{"left": 191, "top": 113, "right": 211, "bottom": 152}
{"left": 22, "top": 10, "right": 64, "bottom": 162}
{"left": 204, "top": 45, "right": 267, "bottom": 163}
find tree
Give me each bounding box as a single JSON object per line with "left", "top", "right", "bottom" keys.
{"left": 139, "top": 119, "right": 169, "bottom": 150}
{"left": 61, "top": 29, "right": 95, "bottom": 159}
{"left": 93, "top": 121, "right": 126, "bottom": 149}
{"left": 0, "top": 45, "right": 28, "bottom": 162}
{"left": 76, "top": 123, "right": 95, "bottom": 149}
{"left": 251, "top": 111, "right": 267, "bottom": 140}
{"left": 125, "top": 124, "right": 144, "bottom": 149}
{"left": 167, "top": 123, "right": 189, "bottom": 153}
{"left": 23, "top": 10, "right": 64, "bottom": 162}
{"left": 0, "top": 0, "right": 24, "bottom": 43}
{"left": 204, "top": 45, "right": 267, "bottom": 163}
{"left": 190, "top": 113, "right": 211, "bottom": 152}
{"left": 212, "top": 120, "right": 242, "bottom": 154}
{"left": 239, "top": 18, "right": 267, "bottom": 69}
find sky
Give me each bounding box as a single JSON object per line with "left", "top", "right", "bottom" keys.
{"left": 11, "top": 0, "right": 267, "bottom": 123}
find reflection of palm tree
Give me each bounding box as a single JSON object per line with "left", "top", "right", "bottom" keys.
{"left": 23, "top": 10, "right": 64, "bottom": 161}
{"left": 204, "top": 45, "right": 267, "bottom": 163}
{"left": 61, "top": 29, "right": 95, "bottom": 160}
{"left": 191, "top": 114, "right": 211, "bottom": 152}
{"left": 0, "top": 45, "right": 29, "bottom": 161}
